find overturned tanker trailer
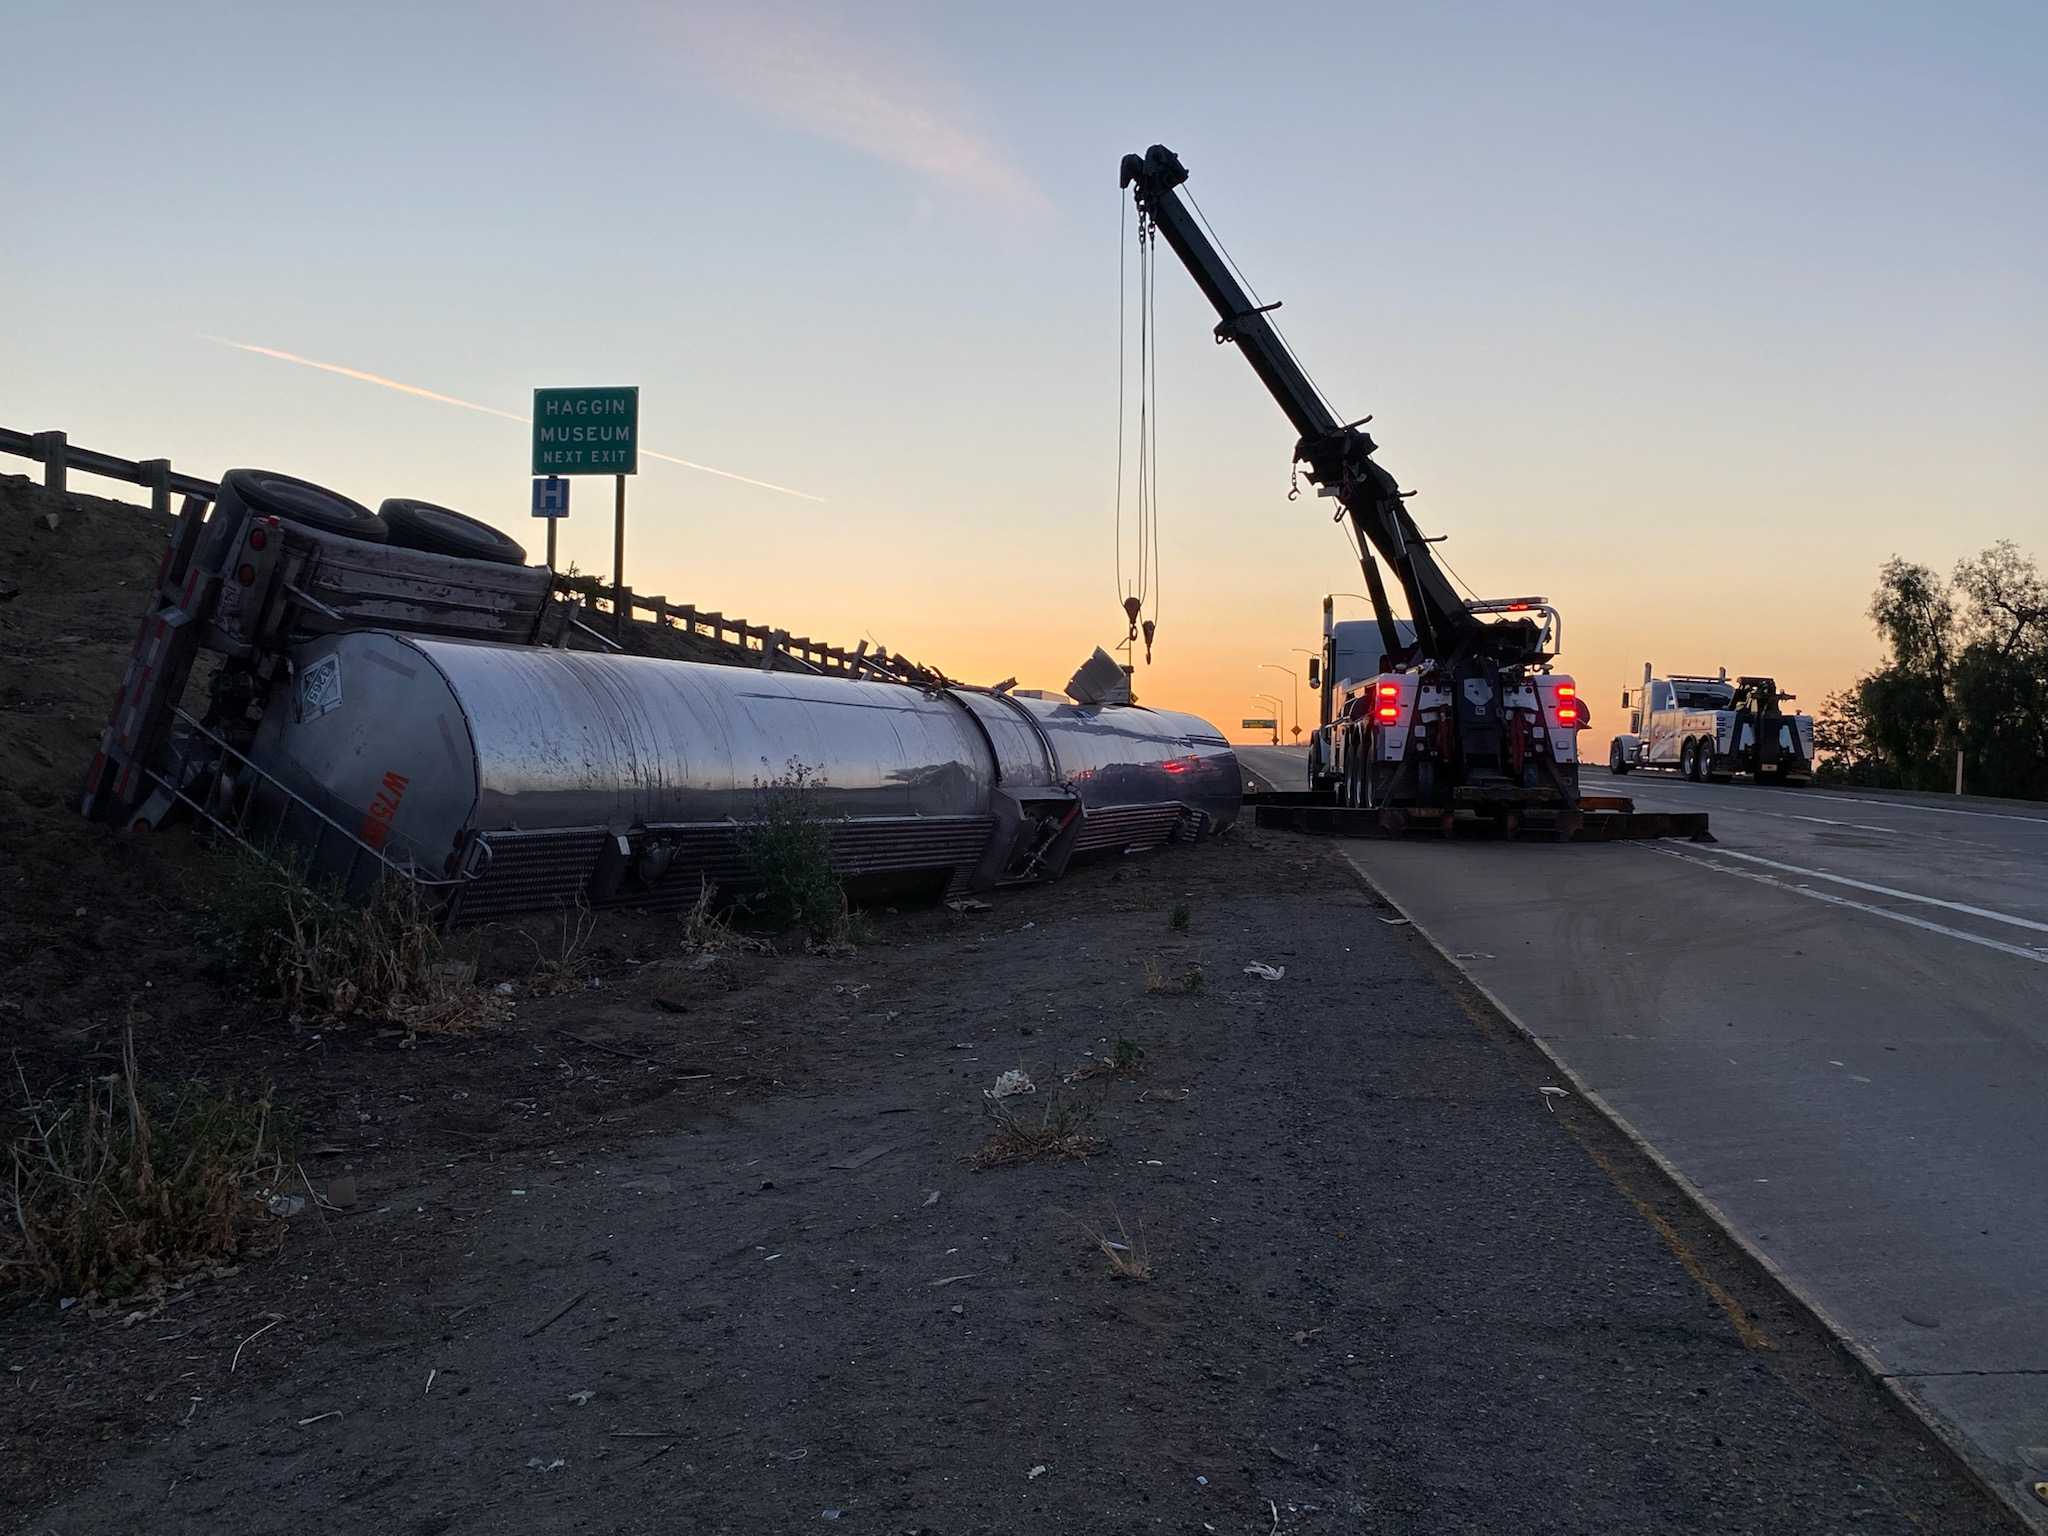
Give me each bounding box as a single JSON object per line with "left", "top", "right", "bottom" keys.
{"left": 250, "top": 634, "right": 1239, "bottom": 920}
{"left": 83, "top": 469, "right": 1240, "bottom": 918}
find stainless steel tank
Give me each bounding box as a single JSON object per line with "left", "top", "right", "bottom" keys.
{"left": 245, "top": 632, "right": 1239, "bottom": 918}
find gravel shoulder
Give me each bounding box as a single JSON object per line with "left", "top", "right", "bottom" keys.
{"left": 6, "top": 832, "right": 2012, "bottom": 1535}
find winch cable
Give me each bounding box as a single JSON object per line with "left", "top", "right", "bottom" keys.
{"left": 1115, "top": 196, "right": 1165, "bottom": 662}
{"left": 1115, "top": 194, "right": 1128, "bottom": 610}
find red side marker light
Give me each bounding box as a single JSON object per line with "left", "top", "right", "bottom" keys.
{"left": 236, "top": 563, "right": 256, "bottom": 586}
{"left": 248, "top": 526, "right": 268, "bottom": 551}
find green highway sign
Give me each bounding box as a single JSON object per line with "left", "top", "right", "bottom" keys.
{"left": 1241, "top": 717, "right": 1277, "bottom": 729}
{"left": 533, "top": 386, "right": 639, "bottom": 475}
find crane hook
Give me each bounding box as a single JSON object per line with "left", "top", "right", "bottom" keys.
{"left": 1141, "top": 617, "right": 1156, "bottom": 663}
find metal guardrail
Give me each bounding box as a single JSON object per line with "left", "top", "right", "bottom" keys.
{"left": 1, "top": 424, "right": 940, "bottom": 685}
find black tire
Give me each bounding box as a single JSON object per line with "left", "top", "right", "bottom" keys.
{"left": 217, "top": 468, "right": 388, "bottom": 544}
{"left": 378, "top": 499, "right": 528, "bottom": 565}
{"left": 1608, "top": 742, "right": 1629, "bottom": 776}
{"left": 1679, "top": 739, "right": 1698, "bottom": 781}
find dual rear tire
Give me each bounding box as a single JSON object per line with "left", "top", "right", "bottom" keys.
{"left": 1679, "top": 738, "right": 1717, "bottom": 782}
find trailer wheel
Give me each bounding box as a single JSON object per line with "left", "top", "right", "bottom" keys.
{"left": 216, "top": 468, "right": 388, "bottom": 544}
{"left": 1679, "top": 739, "right": 1699, "bottom": 780}
{"left": 378, "top": 499, "right": 528, "bottom": 565}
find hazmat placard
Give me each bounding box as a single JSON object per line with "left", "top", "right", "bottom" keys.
{"left": 532, "top": 387, "right": 638, "bottom": 475}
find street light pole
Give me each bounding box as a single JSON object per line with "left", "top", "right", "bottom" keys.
{"left": 1260, "top": 663, "right": 1299, "bottom": 743}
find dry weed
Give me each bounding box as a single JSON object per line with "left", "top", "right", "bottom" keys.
{"left": 967, "top": 1090, "right": 1105, "bottom": 1170}
{"left": 1091, "top": 1212, "right": 1152, "bottom": 1281}
{"left": 3, "top": 1031, "right": 290, "bottom": 1298}
{"left": 1143, "top": 958, "right": 1205, "bottom": 995}
{"left": 1067, "top": 1037, "right": 1146, "bottom": 1083}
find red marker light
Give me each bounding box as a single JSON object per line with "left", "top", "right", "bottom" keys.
{"left": 1557, "top": 704, "right": 1580, "bottom": 725}
{"left": 1375, "top": 704, "right": 1399, "bottom": 722}
{"left": 248, "top": 526, "right": 268, "bottom": 551}
{"left": 1376, "top": 682, "right": 1399, "bottom": 698}
{"left": 236, "top": 563, "right": 256, "bottom": 586}
{"left": 1556, "top": 683, "right": 1576, "bottom": 699}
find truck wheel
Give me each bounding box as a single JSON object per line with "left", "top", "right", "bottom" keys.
{"left": 378, "top": 499, "right": 528, "bottom": 565}
{"left": 1679, "top": 739, "right": 1698, "bottom": 780}
{"left": 216, "top": 468, "right": 388, "bottom": 544}
{"left": 1608, "top": 742, "right": 1629, "bottom": 776}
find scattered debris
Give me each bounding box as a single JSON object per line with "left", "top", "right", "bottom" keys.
{"left": 527, "top": 1458, "right": 566, "bottom": 1473}
{"left": 986, "top": 1068, "right": 1036, "bottom": 1100}
{"left": 1028, "top": 1464, "right": 1049, "bottom": 1480}
{"left": 921, "top": 1190, "right": 941, "bottom": 1207}
{"left": 568, "top": 1390, "right": 595, "bottom": 1406}
{"left": 1538, "top": 1086, "right": 1569, "bottom": 1114}
{"left": 230, "top": 1315, "right": 282, "bottom": 1373}
{"left": 945, "top": 897, "right": 993, "bottom": 914}
{"left": 523, "top": 1288, "right": 590, "bottom": 1339}
{"left": 1377, "top": 916, "right": 1411, "bottom": 926}
{"left": 265, "top": 1194, "right": 306, "bottom": 1219}
{"left": 928, "top": 1274, "right": 976, "bottom": 1288}
{"left": 296, "top": 1411, "right": 340, "bottom": 1427}
{"left": 1242, "top": 962, "right": 1286, "bottom": 981}
{"left": 828, "top": 1143, "right": 893, "bottom": 1170}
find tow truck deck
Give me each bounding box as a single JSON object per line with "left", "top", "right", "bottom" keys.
{"left": 1244, "top": 788, "right": 1713, "bottom": 843}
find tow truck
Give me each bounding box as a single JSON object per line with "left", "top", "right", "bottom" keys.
{"left": 1608, "top": 665, "right": 1814, "bottom": 783}
{"left": 1120, "top": 145, "right": 1585, "bottom": 830}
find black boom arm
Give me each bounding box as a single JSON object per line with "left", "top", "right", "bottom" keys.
{"left": 1119, "top": 144, "right": 1486, "bottom": 662}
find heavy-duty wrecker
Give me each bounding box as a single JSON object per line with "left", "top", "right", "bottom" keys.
{"left": 1609, "top": 665, "right": 1815, "bottom": 784}
{"left": 1120, "top": 143, "right": 1706, "bottom": 844}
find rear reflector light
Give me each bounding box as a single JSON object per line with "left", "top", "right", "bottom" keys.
{"left": 1556, "top": 683, "right": 1575, "bottom": 699}
{"left": 236, "top": 563, "right": 256, "bottom": 586}
{"left": 248, "top": 526, "right": 268, "bottom": 551}
{"left": 1375, "top": 704, "right": 1399, "bottom": 722}
{"left": 1556, "top": 704, "right": 1579, "bottom": 725}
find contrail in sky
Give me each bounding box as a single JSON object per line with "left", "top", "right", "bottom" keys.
{"left": 200, "top": 336, "right": 826, "bottom": 503}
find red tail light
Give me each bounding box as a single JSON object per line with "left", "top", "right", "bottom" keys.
{"left": 1556, "top": 703, "right": 1579, "bottom": 725}
{"left": 1556, "top": 683, "right": 1576, "bottom": 699}
{"left": 236, "top": 563, "right": 256, "bottom": 586}
{"left": 248, "top": 526, "right": 268, "bottom": 551}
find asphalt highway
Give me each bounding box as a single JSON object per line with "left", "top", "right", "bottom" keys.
{"left": 1237, "top": 744, "right": 2048, "bottom": 1525}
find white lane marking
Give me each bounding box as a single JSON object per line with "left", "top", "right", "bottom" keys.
{"left": 1646, "top": 846, "right": 2048, "bottom": 965}
{"left": 1785, "top": 814, "right": 1898, "bottom": 834}
{"left": 1689, "top": 785, "right": 2048, "bottom": 827}
{"left": 1622, "top": 794, "right": 2020, "bottom": 849}
{"left": 1697, "top": 846, "right": 2048, "bottom": 936}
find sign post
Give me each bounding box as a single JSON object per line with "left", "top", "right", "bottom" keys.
{"left": 530, "top": 475, "right": 570, "bottom": 570}
{"left": 533, "top": 386, "right": 638, "bottom": 634}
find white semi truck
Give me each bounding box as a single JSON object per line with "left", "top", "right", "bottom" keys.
{"left": 1607, "top": 665, "right": 1813, "bottom": 783}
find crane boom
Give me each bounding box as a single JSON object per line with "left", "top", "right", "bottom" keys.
{"left": 1119, "top": 144, "right": 1536, "bottom": 667}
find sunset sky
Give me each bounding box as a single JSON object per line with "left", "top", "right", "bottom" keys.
{"left": 5, "top": 1, "right": 2042, "bottom": 744}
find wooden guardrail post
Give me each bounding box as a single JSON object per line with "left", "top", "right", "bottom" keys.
{"left": 32, "top": 431, "right": 67, "bottom": 493}
{"left": 137, "top": 459, "right": 172, "bottom": 518}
